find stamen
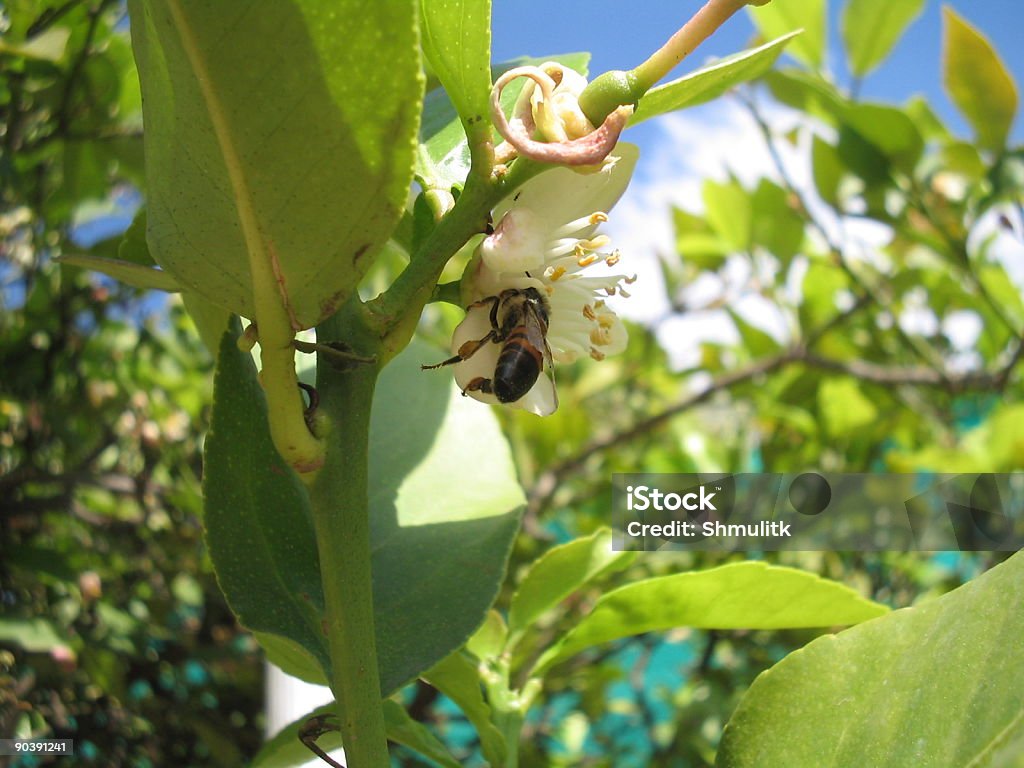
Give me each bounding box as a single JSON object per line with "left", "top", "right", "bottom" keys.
{"left": 579, "top": 235, "right": 611, "bottom": 250}
{"left": 590, "top": 327, "right": 611, "bottom": 346}
{"left": 545, "top": 265, "right": 567, "bottom": 281}
{"left": 590, "top": 347, "right": 606, "bottom": 361}
{"left": 554, "top": 212, "right": 607, "bottom": 238}
{"left": 605, "top": 251, "right": 621, "bottom": 267}
{"left": 618, "top": 287, "right": 631, "bottom": 298}
{"left": 576, "top": 252, "right": 598, "bottom": 268}
{"left": 582, "top": 304, "right": 597, "bottom": 321}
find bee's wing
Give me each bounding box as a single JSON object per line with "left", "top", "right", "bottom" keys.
{"left": 524, "top": 307, "right": 559, "bottom": 415}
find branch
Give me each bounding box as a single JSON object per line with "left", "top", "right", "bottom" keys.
{"left": 527, "top": 350, "right": 798, "bottom": 516}
{"left": 527, "top": 346, "right": 1013, "bottom": 517}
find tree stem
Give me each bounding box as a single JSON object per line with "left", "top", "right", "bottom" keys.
{"left": 633, "top": 0, "right": 756, "bottom": 92}
{"left": 310, "top": 313, "right": 389, "bottom": 767}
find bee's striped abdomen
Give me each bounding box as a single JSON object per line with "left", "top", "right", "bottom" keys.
{"left": 494, "top": 326, "right": 543, "bottom": 403}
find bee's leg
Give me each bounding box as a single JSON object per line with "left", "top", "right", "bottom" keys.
{"left": 462, "top": 377, "right": 494, "bottom": 396}
{"left": 422, "top": 295, "right": 503, "bottom": 371}
{"left": 421, "top": 330, "right": 498, "bottom": 370}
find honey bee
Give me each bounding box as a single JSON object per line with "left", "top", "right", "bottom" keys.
{"left": 423, "top": 287, "right": 558, "bottom": 409}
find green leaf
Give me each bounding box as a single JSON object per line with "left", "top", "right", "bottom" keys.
{"left": 751, "top": 178, "right": 805, "bottom": 263}
{"left": 703, "top": 178, "right": 752, "bottom": 252}
{"left": 943, "top": 7, "right": 1019, "bottom": 153}
{"left": 811, "top": 135, "right": 844, "bottom": 206}
{"left": 534, "top": 561, "right": 888, "bottom": 674}
{"left": 56, "top": 254, "right": 182, "bottom": 292}
{"left": 465, "top": 609, "right": 507, "bottom": 661}
{"left": 0, "top": 617, "right": 67, "bottom": 653}
{"left": 255, "top": 632, "right": 328, "bottom": 686}
{"left": 128, "top": 0, "right": 422, "bottom": 327}
{"left": 117, "top": 208, "right": 156, "bottom": 267}
{"left": 842, "top": 0, "right": 924, "bottom": 77}
{"left": 424, "top": 651, "right": 508, "bottom": 767}
{"left": 508, "top": 528, "right": 636, "bottom": 641}
{"left": 841, "top": 102, "right": 924, "bottom": 174}
{"left": 0, "top": 26, "right": 71, "bottom": 61}
{"left": 728, "top": 308, "right": 780, "bottom": 358}
{"left": 209, "top": 334, "right": 522, "bottom": 696}
{"left": 369, "top": 338, "right": 523, "bottom": 694}
{"left": 905, "top": 95, "right": 951, "bottom": 142}
{"left": 382, "top": 700, "right": 462, "bottom": 768}
{"left": 418, "top": 0, "right": 492, "bottom": 130}
{"left": 818, "top": 377, "right": 879, "bottom": 436}
{"left": 674, "top": 208, "right": 731, "bottom": 270}
{"left": 203, "top": 326, "right": 330, "bottom": 677}
{"left": 631, "top": 32, "right": 800, "bottom": 125}
{"left": 718, "top": 552, "right": 1024, "bottom": 767}
{"left": 251, "top": 703, "right": 340, "bottom": 768}
{"left": 748, "top": 0, "right": 826, "bottom": 70}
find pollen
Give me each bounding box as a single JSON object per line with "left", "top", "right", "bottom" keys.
{"left": 605, "top": 251, "right": 621, "bottom": 267}
{"left": 580, "top": 235, "right": 611, "bottom": 251}
{"left": 576, "top": 251, "right": 598, "bottom": 268}
{"left": 589, "top": 212, "right": 609, "bottom": 225}
{"left": 545, "top": 265, "right": 567, "bottom": 281}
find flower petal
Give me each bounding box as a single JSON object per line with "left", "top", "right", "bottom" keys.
{"left": 493, "top": 143, "right": 640, "bottom": 232}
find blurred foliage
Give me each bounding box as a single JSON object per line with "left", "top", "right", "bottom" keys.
{"left": 1, "top": 0, "right": 1022, "bottom": 767}
{"left": 1, "top": 2, "right": 262, "bottom": 765}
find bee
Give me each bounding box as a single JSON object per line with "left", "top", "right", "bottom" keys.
{"left": 423, "top": 287, "right": 558, "bottom": 409}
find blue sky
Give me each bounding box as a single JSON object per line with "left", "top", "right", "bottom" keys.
{"left": 491, "top": 0, "right": 1024, "bottom": 143}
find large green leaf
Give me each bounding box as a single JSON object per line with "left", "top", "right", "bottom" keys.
{"left": 507, "top": 528, "right": 635, "bottom": 642}
{"left": 632, "top": 32, "right": 800, "bottom": 125}
{"left": 842, "top": 0, "right": 924, "bottom": 77}
{"left": 748, "top": 0, "right": 826, "bottom": 70}
{"left": 419, "top": 0, "right": 491, "bottom": 130}
{"left": 534, "top": 561, "right": 888, "bottom": 674}
{"left": 128, "top": 0, "right": 422, "bottom": 328}
{"left": 943, "top": 7, "right": 1018, "bottom": 153}
{"left": 718, "top": 552, "right": 1024, "bottom": 767}
{"left": 369, "top": 338, "right": 523, "bottom": 694}
{"left": 207, "top": 334, "right": 522, "bottom": 696}
{"left": 203, "top": 326, "right": 331, "bottom": 677}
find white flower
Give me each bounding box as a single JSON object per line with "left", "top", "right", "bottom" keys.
{"left": 491, "top": 63, "right": 632, "bottom": 167}
{"left": 446, "top": 144, "right": 639, "bottom": 416}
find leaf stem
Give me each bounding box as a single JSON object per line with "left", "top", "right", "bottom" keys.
{"left": 165, "top": 0, "right": 325, "bottom": 475}
{"left": 632, "top": 0, "right": 765, "bottom": 92}
{"left": 309, "top": 309, "right": 389, "bottom": 768}
{"left": 368, "top": 159, "right": 546, "bottom": 361}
